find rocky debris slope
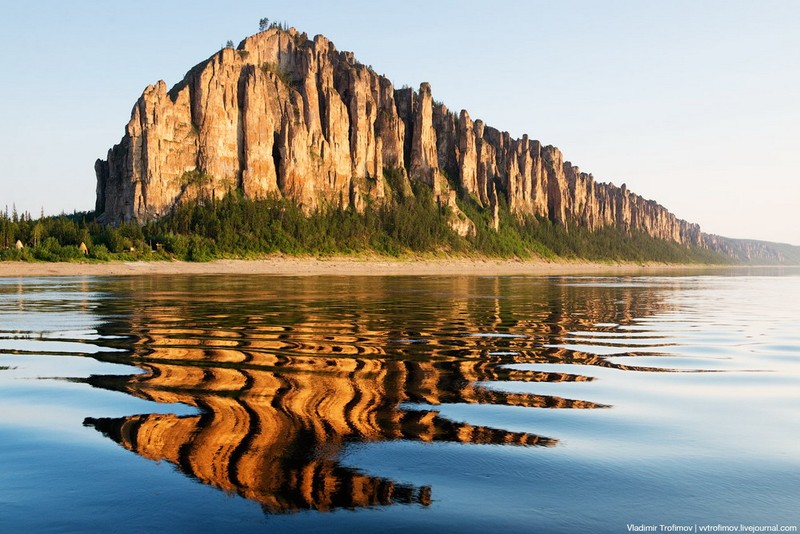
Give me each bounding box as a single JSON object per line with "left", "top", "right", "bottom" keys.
{"left": 96, "top": 27, "right": 701, "bottom": 245}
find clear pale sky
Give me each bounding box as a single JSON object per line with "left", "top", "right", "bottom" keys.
{"left": 1, "top": 0, "right": 798, "bottom": 245}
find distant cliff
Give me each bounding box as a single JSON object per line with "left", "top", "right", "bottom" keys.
{"left": 703, "top": 235, "right": 800, "bottom": 264}
{"left": 96, "top": 27, "right": 702, "bottom": 246}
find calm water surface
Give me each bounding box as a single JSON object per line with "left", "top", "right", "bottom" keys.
{"left": 1, "top": 272, "right": 798, "bottom": 532}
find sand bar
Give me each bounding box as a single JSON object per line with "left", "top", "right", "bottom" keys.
{"left": 0, "top": 257, "right": 731, "bottom": 278}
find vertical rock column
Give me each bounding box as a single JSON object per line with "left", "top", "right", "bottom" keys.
{"left": 375, "top": 77, "right": 406, "bottom": 172}
{"left": 409, "top": 83, "right": 440, "bottom": 189}
{"left": 457, "top": 111, "right": 480, "bottom": 204}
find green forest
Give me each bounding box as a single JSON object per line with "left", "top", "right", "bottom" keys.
{"left": 0, "top": 172, "right": 729, "bottom": 264}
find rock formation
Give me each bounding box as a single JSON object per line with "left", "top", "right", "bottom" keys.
{"left": 96, "top": 27, "right": 702, "bottom": 246}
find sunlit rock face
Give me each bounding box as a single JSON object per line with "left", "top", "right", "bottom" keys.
{"left": 95, "top": 27, "right": 701, "bottom": 245}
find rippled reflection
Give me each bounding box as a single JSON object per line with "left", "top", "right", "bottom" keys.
{"left": 3, "top": 273, "right": 800, "bottom": 530}
{"left": 66, "top": 275, "right": 681, "bottom": 513}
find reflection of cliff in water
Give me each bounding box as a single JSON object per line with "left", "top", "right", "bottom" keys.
{"left": 83, "top": 275, "right": 673, "bottom": 513}
{"left": 85, "top": 356, "right": 561, "bottom": 513}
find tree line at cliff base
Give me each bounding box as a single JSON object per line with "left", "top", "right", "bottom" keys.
{"left": 0, "top": 171, "right": 730, "bottom": 264}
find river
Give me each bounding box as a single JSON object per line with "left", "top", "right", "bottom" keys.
{"left": 1, "top": 271, "right": 798, "bottom": 532}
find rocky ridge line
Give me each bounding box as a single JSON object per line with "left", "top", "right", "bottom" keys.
{"left": 95, "top": 27, "right": 702, "bottom": 246}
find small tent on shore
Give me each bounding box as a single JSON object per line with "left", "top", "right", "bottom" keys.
{"left": 15, "top": 240, "right": 23, "bottom": 250}
{"left": 79, "top": 242, "right": 88, "bottom": 255}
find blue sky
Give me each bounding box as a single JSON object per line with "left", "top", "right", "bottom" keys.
{"left": 1, "top": 0, "right": 798, "bottom": 244}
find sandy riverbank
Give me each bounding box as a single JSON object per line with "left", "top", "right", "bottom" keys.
{"left": 0, "top": 257, "right": 725, "bottom": 277}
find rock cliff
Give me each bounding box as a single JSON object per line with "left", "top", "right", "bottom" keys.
{"left": 96, "top": 27, "right": 702, "bottom": 246}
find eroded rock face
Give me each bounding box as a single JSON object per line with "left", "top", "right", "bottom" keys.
{"left": 96, "top": 27, "right": 702, "bottom": 246}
